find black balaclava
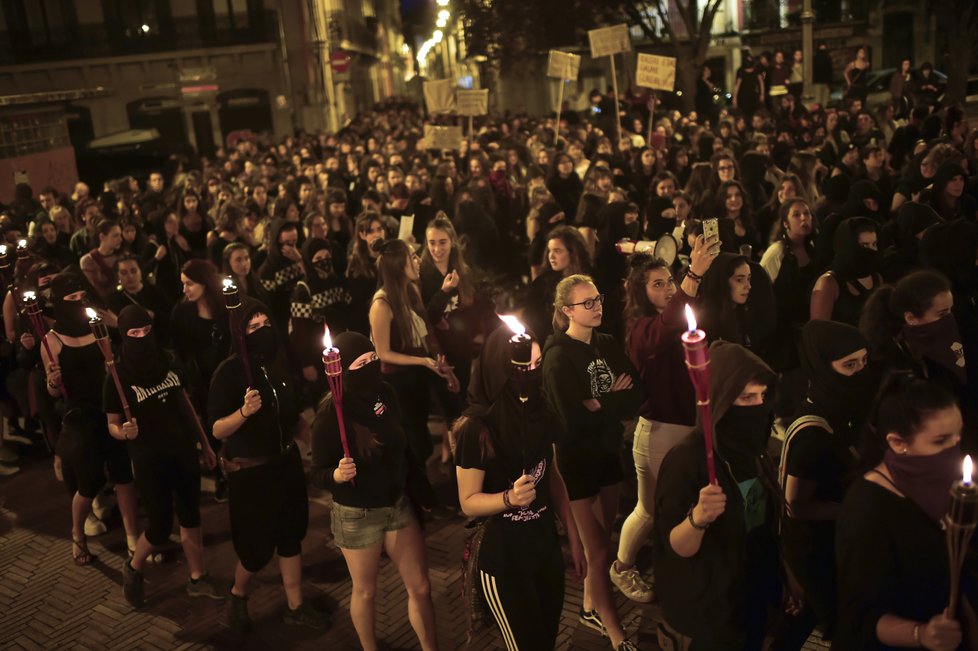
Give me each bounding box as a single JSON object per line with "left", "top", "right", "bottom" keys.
{"left": 240, "top": 298, "right": 279, "bottom": 364}
{"left": 50, "top": 272, "right": 91, "bottom": 337}
{"left": 839, "top": 179, "right": 882, "bottom": 222}
{"left": 644, "top": 196, "right": 676, "bottom": 240}
{"left": 831, "top": 217, "right": 879, "bottom": 281}
{"left": 800, "top": 320, "right": 875, "bottom": 428}
{"left": 895, "top": 202, "right": 940, "bottom": 249}
{"left": 118, "top": 305, "right": 168, "bottom": 385}
{"left": 334, "top": 331, "right": 382, "bottom": 421}
{"left": 598, "top": 201, "right": 632, "bottom": 244}
{"left": 301, "top": 237, "right": 335, "bottom": 292}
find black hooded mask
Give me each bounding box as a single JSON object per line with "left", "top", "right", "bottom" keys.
{"left": 240, "top": 298, "right": 279, "bottom": 364}
{"left": 50, "top": 272, "right": 91, "bottom": 337}
{"left": 301, "top": 237, "right": 337, "bottom": 291}
{"left": 118, "top": 305, "right": 169, "bottom": 385}
{"left": 839, "top": 179, "right": 882, "bottom": 223}
{"left": 800, "top": 320, "right": 875, "bottom": 430}
{"left": 333, "top": 331, "right": 383, "bottom": 421}
{"left": 831, "top": 217, "right": 880, "bottom": 281}
{"left": 644, "top": 196, "right": 676, "bottom": 240}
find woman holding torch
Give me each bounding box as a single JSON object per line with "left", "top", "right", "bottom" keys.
{"left": 453, "top": 320, "right": 586, "bottom": 651}
{"left": 311, "top": 331, "right": 440, "bottom": 651}
{"left": 835, "top": 374, "right": 969, "bottom": 650}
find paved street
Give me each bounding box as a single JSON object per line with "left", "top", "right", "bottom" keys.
{"left": 0, "top": 430, "right": 831, "bottom": 651}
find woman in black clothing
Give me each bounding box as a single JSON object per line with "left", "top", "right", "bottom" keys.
{"left": 108, "top": 306, "right": 222, "bottom": 607}
{"left": 42, "top": 272, "right": 138, "bottom": 565}
{"left": 546, "top": 152, "right": 584, "bottom": 218}
{"left": 713, "top": 180, "right": 760, "bottom": 258}
{"left": 524, "top": 225, "right": 591, "bottom": 342}
{"left": 222, "top": 242, "right": 271, "bottom": 305}
{"left": 208, "top": 299, "right": 328, "bottom": 633}
{"left": 311, "top": 332, "right": 439, "bottom": 651}
{"left": 810, "top": 217, "right": 882, "bottom": 326}
{"left": 527, "top": 201, "right": 568, "bottom": 277}
{"left": 30, "top": 216, "right": 74, "bottom": 268}
{"left": 208, "top": 201, "right": 254, "bottom": 267}
{"left": 151, "top": 210, "right": 192, "bottom": 304}
{"left": 926, "top": 162, "right": 977, "bottom": 223}
{"left": 542, "top": 274, "right": 643, "bottom": 651}
{"left": 346, "top": 212, "right": 385, "bottom": 336}
{"left": 179, "top": 191, "right": 209, "bottom": 258}
{"left": 698, "top": 252, "right": 777, "bottom": 356}
{"left": 780, "top": 320, "right": 875, "bottom": 642}
{"left": 454, "top": 324, "right": 586, "bottom": 651}
{"left": 880, "top": 203, "right": 941, "bottom": 282}
{"left": 835, "top": 374, "right": 967, "bottom": 650}
{"left": 257, "top": 219, "right": 305, "bottom": 332}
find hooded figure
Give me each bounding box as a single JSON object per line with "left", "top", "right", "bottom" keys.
{"left": 880, "top": 202, "right": 940, "bottom": 281}
{"left": 799, "top": 320, "right": 874, "bottom": 437}
{"left": 117, "top": 304, "right": 169, "bottom": 387}
{"left": 830, "top": 216, "right": 880, "bottom": 282}
{"left": 815, "top": 180, "right": 882, "bottom": 269}
{"left": 815, "top": 174, "right": 850, "bottom": 225}
{"left": 644, "top": 196, "right": 676, "bottom": 241}
{"left": 50, "top": 271, "right": 92, "bottom": 337}
{"left": 927, "top": 161, "right": 976, "bottom": 222}
{"left": 652, "top": 342, "right": 781, "bottom": 649}
{"left": 295, "top": 237, "right": 351, "bottom": 323}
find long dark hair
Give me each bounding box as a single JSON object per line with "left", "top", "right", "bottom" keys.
{"left": 623, "top": 253, "right": 671, "bottom": 341}
{"left": 374, "top": 238, "right": 424, "bottom": 350}
{"left": 858, "top": 269, "right": 951, "bottom": 351}
{"left": 714, "top": 180, "right": 754, "bottom": 231}
{"left": 347, "top": 212, "right": 382, "bottom": 280}
{"left": 180, "top": 258, "right": 224, "bottom": 314}
{"left": 546, "top": 225, "right": 591, "bottom": 276}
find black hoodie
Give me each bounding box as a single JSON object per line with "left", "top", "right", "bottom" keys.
{"left": 541, "top": 329, "right": 643, "bottom": 459}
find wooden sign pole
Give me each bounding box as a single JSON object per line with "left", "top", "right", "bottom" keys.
{"left": 647, "top": 91, "right": 657, "bottom": 146}
{"left": 609, "top": 53, "right": 622, "bottom": 149}
{"left": 469, "top": 115, "right": 474, "bottom": 139}
{"left": 554, "top": 77, "right": 565, "bottom": 147}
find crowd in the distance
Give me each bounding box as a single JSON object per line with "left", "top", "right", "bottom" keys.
{"left": 0, "top": 52, "right": 977, "bottom": 649}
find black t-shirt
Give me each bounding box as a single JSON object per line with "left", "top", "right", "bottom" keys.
{"left": 103, "top": 364, "right": 196, "bottom": 461}
{"left": 454, "top": 422, "right": 558, "bottom": 575}
{"left": 207, "top": 355, "right": 299, "bottom": 458}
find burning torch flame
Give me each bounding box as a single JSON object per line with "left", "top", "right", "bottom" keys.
{"left": 17, "top": 239, "right": 26, "bottom": 249}
{"left": 323, "top": 325, "right": 333, "bottom": 350}
{"left": 0, "top": 245, "right": 7, "bottom": 255}
{"left": 85, "top": 307, "right": 98, "bottom": 320}
{"left": 965, "top": 455, "right": 973, "bottom": 485}
{"left": 222, "top": 277, "right": 234, "bottom": 289}
{"left": 499, "top": 314, "right": 526, "bottom": 337}
{"left": 684, "top": 304, "right": 697, "bottom": 333}
{"left": 23, "top": 290, "right": 35, "bottom": 301}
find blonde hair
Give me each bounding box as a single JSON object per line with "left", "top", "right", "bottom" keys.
{"left": 552, "top": 274, "right": 596, "bottom": 332}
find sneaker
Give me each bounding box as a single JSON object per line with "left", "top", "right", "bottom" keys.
{"left": 122, "top": 559, "right": 144, "bottom": 607}
{"left": 282, "top": 599, "right": 332, "bottom": 629}
{"left": 616, "top": 640, "right": 640, "bottom": 651}
{"left": 579, "top": 607, "right": 608, "bottom": 637}
{"left": 84, "top": 513, "right": 108, "bottom": 537}
{"left": 214, "top": 478, "right": 229, "bottom": 503}
{"left": 609, "top": 562, "right": 654, "bottom": 603}
{"left": 227, "top": 588, "right": 251, "bottom": 633}
{"left": 0, "top": 462, "right": 19, "bottom": 477}
{"left": 0, "top": 444, "right": 18, "bottom": 462}
{"left": 92, "top": 492, "right": 116, "bottom": 521}
{"left": 5, "top": 432, "right": 33, "bottom": 446}
{"left": 186, "top": 574, "right": 225, "bottom": 600}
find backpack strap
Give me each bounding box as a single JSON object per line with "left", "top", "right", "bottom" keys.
{"left": 778, "top": 414, "right": 833, "bottom": 493}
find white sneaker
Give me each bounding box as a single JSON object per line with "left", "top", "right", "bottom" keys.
{"left": 0, "top": 462, "right": 19, "bottom": 476}
{"left": 0, "top": 444, "right": 18, "bottom": 463}
{"left": 84, "top": 512, "right": 108, "bottom": 537}
{"left": 92, "top": 492, "right": 117, "bottom": 521}
{"left": 609, "top": 562, "right": 654, "bottom": 603}
{"left": 4, "top": 432, "right": 32, "bottom": 446}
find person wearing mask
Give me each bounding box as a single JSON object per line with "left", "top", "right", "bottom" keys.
{"left": 42, "top": 272, "right": 138, "bottom": 565}
{"left": 311, "top": 332, "right": 439, "bottom": 651}
{"left": 543, "top": 274, "right": 644, "bottom": 651}
{"left": 110, "top": 306, "right": 222, "bottom": 607}
{"left": 810, "top": 217, "right": 882, "bottom": 326}
{"left": 652, "top": 342, "right": 804, "bottom": 650}
{"left": 258, "top": 219, "right": 305, "bottom": 334}
{"left": 611, "top": 234, "right": 719, "bottom": 603}
{"left": 208, "top": 299, "right": 330, "bottom": 632}
{"left": 453, "top": 324, "right": 586, "bottom": 650}
{"left": 834, "top": 374, "right": 967, "bottom": 650}
{"left": 780, "top": 320, "right": 875, "bottom": 643}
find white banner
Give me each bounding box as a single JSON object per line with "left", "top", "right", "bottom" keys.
{"left": 456, "top": 89, "right": 489, "bottom": 116}
{"left": 636, "top": 53, "right": 676, "bottom": 91}
{"left": 588, "top": 24, "right": 631, "bottom": 59}
{"left": 423, "top": 79, "right": 456, "bottom": 114}
{"left": 546, "top": 50, "right": 582, "bottom": 80}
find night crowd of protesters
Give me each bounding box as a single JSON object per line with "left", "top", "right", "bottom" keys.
{"left": 0, "top": 43, "right": 977, "bottom": 651}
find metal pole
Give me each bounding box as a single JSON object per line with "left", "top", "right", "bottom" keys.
{"left": 801, "top": 0, "right": 815, "bottom": 104}
{"left": 609, "top": 54, "right": 622, "bottom": 148}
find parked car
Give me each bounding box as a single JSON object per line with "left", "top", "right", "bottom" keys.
{"left": 829, "top": 67, "right": 947, "bottom": 108}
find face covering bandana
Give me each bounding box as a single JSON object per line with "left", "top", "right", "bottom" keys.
{"left": 345, "top": 360, "right": 382, "bottom": 400}
{"left": 245, "top": 325, "right": 278, "bottom": 363}
{"left": 313, "top": 257, "right": 334, "bottom": 277}
{"left": 883, "top": 444, "right": 962, "bottom": 525}
{"left": 902, "top": 313, "right": 967, "bottom": 385}
{"left": 715, "top": 403, "right": 773, "bottom": 480}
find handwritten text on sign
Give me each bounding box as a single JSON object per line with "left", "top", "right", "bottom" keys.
{"left": 456, "top": 89, "right": 489, "bottom": 116}
{"left": 636, "top": 53, "right": 676, "bottom": 91}
{"left": 423, "top": 125, "right": 464, "bottom": 151}
{"left": 588, "top": 24, "right": 631, "bottom": 59}
{"left": 546, "top": 50, "right": 582, "bottom": 80}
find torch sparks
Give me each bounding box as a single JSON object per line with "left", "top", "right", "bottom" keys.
{"left": 684, "top": 304, "right": 697, "bottom": 333}
{"left": 499, "top": 314, "right": 526, "bottom": 337}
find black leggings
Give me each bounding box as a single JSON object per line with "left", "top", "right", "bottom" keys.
{"left": 479, "top": 551, "right": 564, "bottom": 651}
{"left": 133, "top": 448, "right": 202, "bottom": 546}
{"left": 385, "top": 367, "right": 433, "bottom": 463}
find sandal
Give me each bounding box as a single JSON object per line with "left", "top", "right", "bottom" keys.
{"left": 72, "top": 536, "right": 95, "bottom": 566}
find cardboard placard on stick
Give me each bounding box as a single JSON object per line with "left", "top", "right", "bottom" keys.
{"left": 636, "top": 53, "right": 676, "bottom": 91}
{"left": 587, "top": 24, "right": 631, "bottom": 59}
{"left": 423, "top": 79, "right": 456, "bottom": 114}
{"left": 456, "top": 89, "right": 488, "bottom": 116}
{"left": 546, "top": 50, "right": 581, "bottom": 80}
{"left": 423, "top": 125, "right": 463, "bottom": 150}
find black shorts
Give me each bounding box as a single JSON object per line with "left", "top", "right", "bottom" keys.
{"left": 59, "top": 406, "right": 133, "bottom": 499}
{"left": 133, "top": 447, "right": 202, "bottom": 546}
{"left": 228, "top": 445, "right": 308, "bottom": 573}
{"left": 556, "top": 450, "right": 623, "bottom": 502}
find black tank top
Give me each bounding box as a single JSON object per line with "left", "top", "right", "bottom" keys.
{"left": 58, "top": 338, "right": 106, "bottom": 409}
{"left": 828, "top": 271, "right": 880, "bottom": 327}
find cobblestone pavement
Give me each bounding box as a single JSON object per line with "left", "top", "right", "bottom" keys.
{"left": 0, "top": 432, "right": 831, "bottom": 651}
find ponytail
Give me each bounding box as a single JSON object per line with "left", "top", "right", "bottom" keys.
{"left": 859, "top": 270, "right": 952, "bottom": 350}
{"left": 552, "top": 273, "right": 594, "bottom": 332}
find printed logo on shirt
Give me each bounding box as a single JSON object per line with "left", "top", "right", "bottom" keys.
{"left": 374, "top": 399, "right": 386, "bottom": 417}
{"left": 952, "top": 342, "right": 965, "bottom": 368}
{"left": 586, "top": 358, "right": 614, "bottom": 397}
{"left": 129, "top": 370, "right": 182, "bottom": 404}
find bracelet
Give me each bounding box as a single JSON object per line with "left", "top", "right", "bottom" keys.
{"left": 502, "top": 489, "right": 514, "bottom": 510}
{"left": 912, "top": 623, "right": 921, "bottom": 647}
{"left": 687, "top": 506, "right": 709, "bottom": 530}
{"left": 239, "top": 406, "right": 250, "bottom": 419}
{"left": 48, "top": 380, "right": 61, "bottom": 390}
{"left": 685, "top": 269, "right": 704, "bottom": 282}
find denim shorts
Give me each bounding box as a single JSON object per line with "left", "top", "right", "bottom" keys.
{"left": 330, "top": 496, "right": 414, "bottom": 549}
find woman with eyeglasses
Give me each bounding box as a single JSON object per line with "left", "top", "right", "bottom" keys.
{"left": 542, "top": 274, "right": 644, "bottom": 651}
{"left": 311, "top": 331, "right": 440, "bottom": 651}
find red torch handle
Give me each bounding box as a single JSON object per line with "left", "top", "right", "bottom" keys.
{"left": 95, "top": 338, "right": 132, "bottom": 422}
{"left": 29, "top": 313, "right": 68, "bottom": 400}
{"left": 682, "top": 331, "right": 718, "bottom": 485}
{"left": 326, "top": 372, "right": 355, "bottom": 486}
